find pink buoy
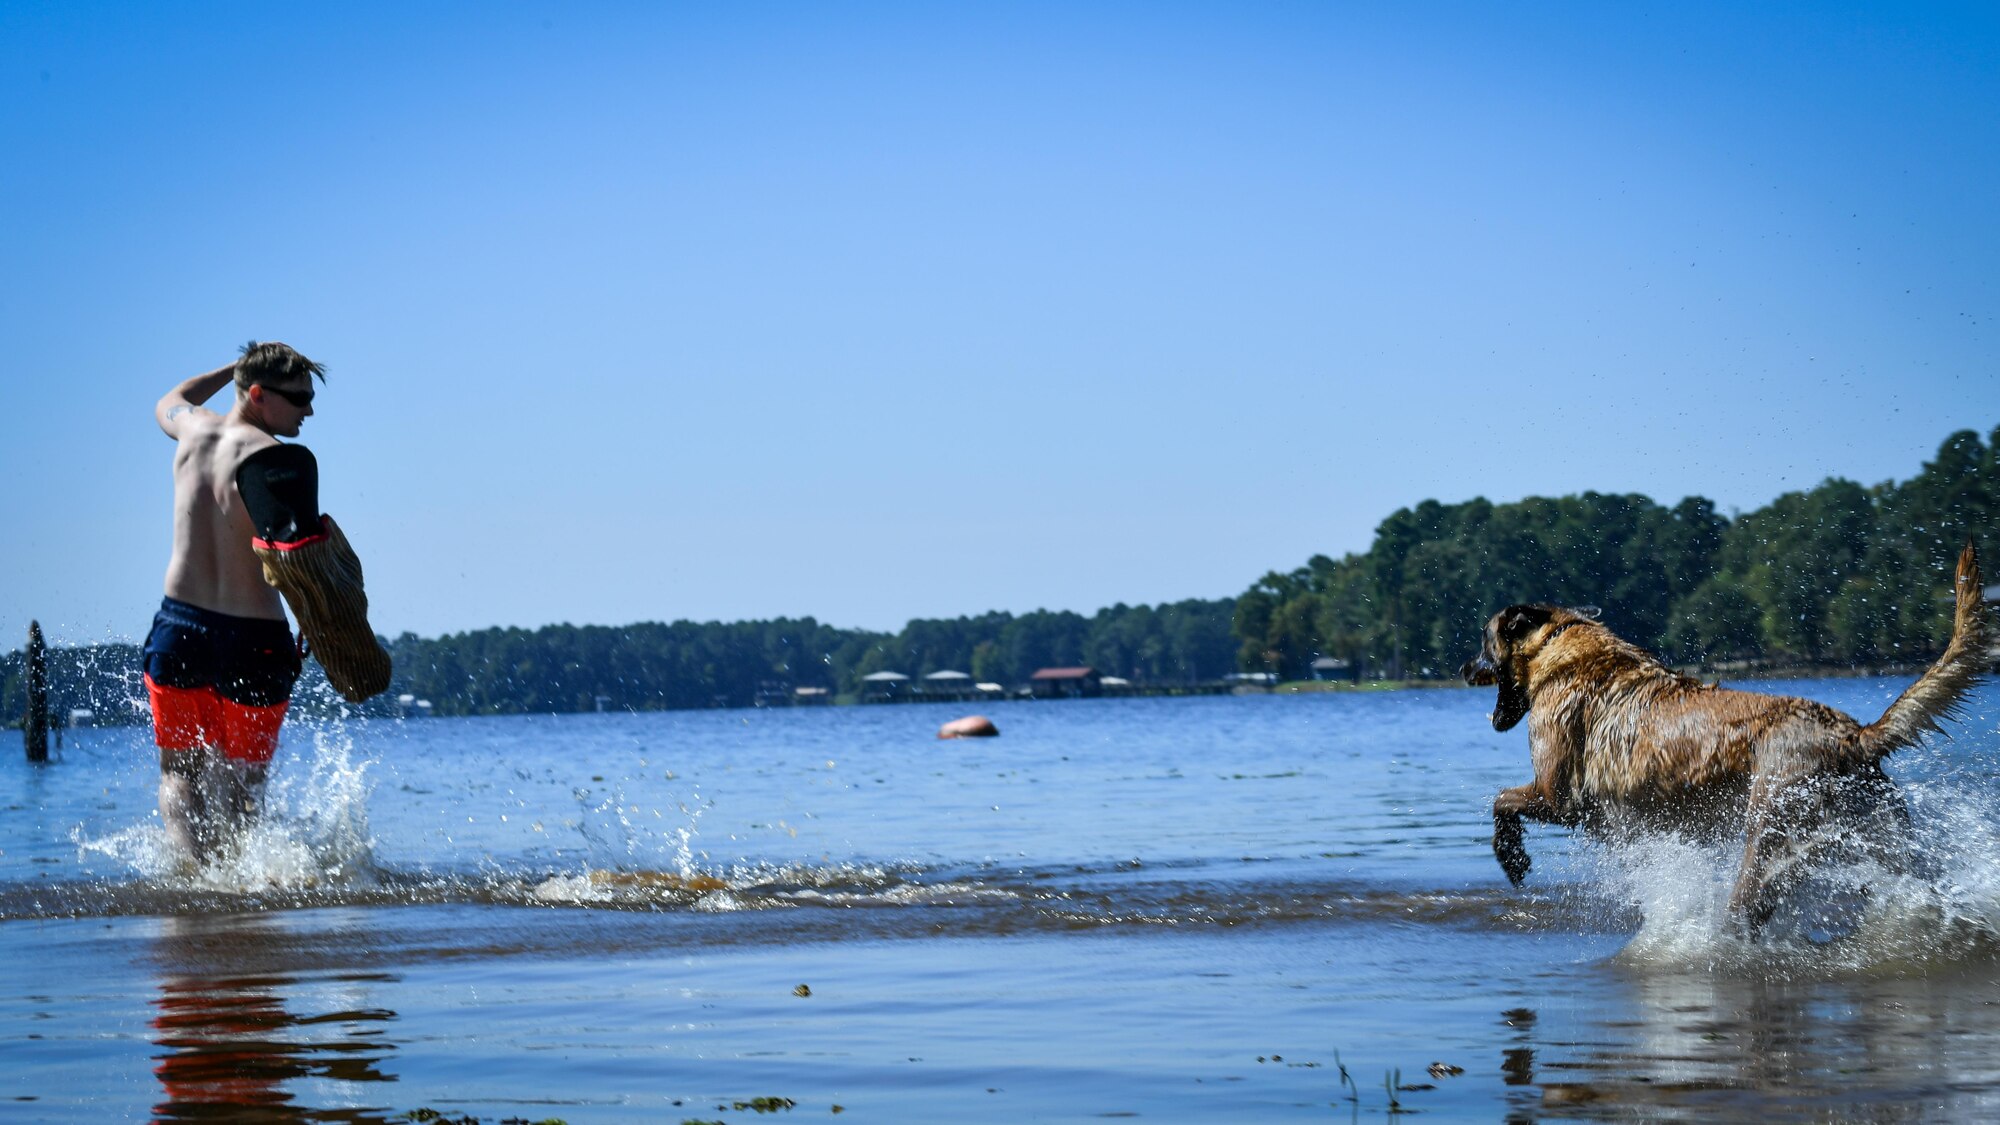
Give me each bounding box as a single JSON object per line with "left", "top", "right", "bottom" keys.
{"left": 937, "top": 715, "right": 999, "bottom": 739}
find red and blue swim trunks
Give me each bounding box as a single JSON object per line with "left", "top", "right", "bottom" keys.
{"left": 142, "top": 596, "right": 302, "bottom": 764}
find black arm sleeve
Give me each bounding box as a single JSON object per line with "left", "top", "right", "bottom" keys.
{"left": 236, "top": 444, "right": 322, "bottom": 544}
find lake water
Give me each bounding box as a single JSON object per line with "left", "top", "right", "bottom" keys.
{"left": 3, "top": 678, "right": 1999, "bottom": 1122}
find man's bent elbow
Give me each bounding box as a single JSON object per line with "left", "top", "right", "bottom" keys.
{"left": 156, "top": 398, "right": 196, "bottom": 437}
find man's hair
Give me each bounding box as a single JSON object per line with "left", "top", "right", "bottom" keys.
{"left": 234, "top": 340, "right": 327, "bottom": 390}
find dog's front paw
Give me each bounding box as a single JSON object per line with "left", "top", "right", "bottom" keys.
{"left": 1494, "top": 814, "right": 1531, "bottom": 887}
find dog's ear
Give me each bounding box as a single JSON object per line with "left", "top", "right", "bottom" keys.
{"left": 1498, "top": 604, "right": 1552, "bottom": 641}
{"left": 1572, "top": 605, "right": 1602, "bottom": 621}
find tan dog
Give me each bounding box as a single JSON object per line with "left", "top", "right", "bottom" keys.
{"left": 1461, "top": 542, "right": 1994, "bottom": 931}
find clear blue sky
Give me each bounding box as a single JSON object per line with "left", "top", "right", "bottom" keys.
{"left": 4, "top": 2, "right": 1997, "bottom": 646}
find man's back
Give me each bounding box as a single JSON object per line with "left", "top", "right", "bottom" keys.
{"left": 161, "top": 404, "right": 285, "bottom": 620}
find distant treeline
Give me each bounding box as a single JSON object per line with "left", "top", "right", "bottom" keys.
{"left": 1235, "top": 426, "right": 1999, "bottom": 680}
{"left": 383, "top": 599, "right": 1238, "bottom": 715}
{"left": 5, "top": 424, "right": 1994, "bottom": 720}
{"left": 1, "top": 601, "right": 1238, "bottom": 722}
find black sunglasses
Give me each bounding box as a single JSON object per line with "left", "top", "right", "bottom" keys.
{"left": 261, "top": 384, "right": 315, "bottom": 408}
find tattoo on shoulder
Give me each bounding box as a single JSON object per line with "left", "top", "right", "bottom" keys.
{"left": 166, "top": 405, "right": 195, "bottom": 421}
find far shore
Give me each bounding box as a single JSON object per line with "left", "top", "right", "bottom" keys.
{"left": 4, "top": 661, "right": 1963, "bottom": 731}
{"left": 1274, "top": 660, "right": 1944, "bottom": 694}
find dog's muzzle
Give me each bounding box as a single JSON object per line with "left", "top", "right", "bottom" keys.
{"left": 1461, "top": 656, "right": 1497, "bottom": 687}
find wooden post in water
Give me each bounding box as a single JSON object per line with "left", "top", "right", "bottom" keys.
{"left": 24, "top": 621, "right": 49, "bottom": 763}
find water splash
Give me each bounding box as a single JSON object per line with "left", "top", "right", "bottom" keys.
{"left": 1589, "top": 770, "right": 2000, "bottom": 974}
{"left": 263, "top": 720, "right": 379, "bottom": 886}
{"left": 559, "top": 773, "right": 716, "bottom": 878}
{"left": 76, "top": 715, "right": 378, "bottom": 894}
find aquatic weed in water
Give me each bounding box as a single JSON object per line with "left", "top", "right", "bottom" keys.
{"left": 1333, "top": 1048, "right": 1357, "bottom": 1102}
{"left": 1384, "top": 1068, "right": 1404, "bottom": 1113}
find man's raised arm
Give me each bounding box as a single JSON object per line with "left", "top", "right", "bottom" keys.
{"left": 155, "top": 361, "right": 238, "bottom": 438}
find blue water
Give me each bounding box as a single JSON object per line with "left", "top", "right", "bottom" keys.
{"left": 3, "top": 679, "right": 1999, "bottom": 1121}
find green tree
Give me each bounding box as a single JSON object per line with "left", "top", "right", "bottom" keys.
{"left": 1665, "top": 574, "right": 1765, "bottom": 663}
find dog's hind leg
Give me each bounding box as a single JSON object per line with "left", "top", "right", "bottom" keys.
{"left": 1727, "top": 821, "right": 1792, "bottom": 936}
{"left": 1728, "top": 779, "right": 1836, "bottom": 936}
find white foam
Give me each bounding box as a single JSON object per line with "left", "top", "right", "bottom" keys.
{"left": 690, "top": 890, "right": 748, "bottom": 912}
{"left": 76, "top": 823, "right": 184, "bottom": 880}
{"left": 780, "top": 881, "right": 1015, "bottom": 907}
{"left": 529, "top": 873, "right": 610, "bottom": 903}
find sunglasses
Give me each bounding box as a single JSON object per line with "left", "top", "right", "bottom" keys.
{"left": 261, "top": 384, "right": 315, "bottom": 408}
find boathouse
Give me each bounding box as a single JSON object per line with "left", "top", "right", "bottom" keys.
{"left": 1310, "top": 656, "right": 1359, "bottom": 683}
{"left": 1029, "top": 666, "right": 1102, "bottom": 699}
{"left": 860, "top": 671, "right": 910, "bottom": 702}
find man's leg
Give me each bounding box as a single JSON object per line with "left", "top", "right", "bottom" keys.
{"left": 147, "top": 668, "right": 227, "bottom": 866}
{"left": 214, "top": 691, "right": 286, "bottom": 841}
{"left": 158, "top": 747, "right": 213, "bottom": 864}
{"left": 215, "top": 759, "right": 270, "bottom": 837}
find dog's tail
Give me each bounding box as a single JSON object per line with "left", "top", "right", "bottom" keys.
{"left": 1852, "top": 540, "right": 1996, "bottom": 764}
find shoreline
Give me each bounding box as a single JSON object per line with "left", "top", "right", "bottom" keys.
{"left": 1271, "top": 660, "right": 1942, "bottom": 694}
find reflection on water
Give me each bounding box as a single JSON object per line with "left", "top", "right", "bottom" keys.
{"left": 1499, "top": 1007, "right": 1536, "bottom": 1089}
{"left": 1504, "top": 960, "right": 2000, "bottom": 1120}
{"left": 150, "top": 913, "right": 399, "bottom": 1123}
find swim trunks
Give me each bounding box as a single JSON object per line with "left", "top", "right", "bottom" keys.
{"left": 142, "top": 596, "right": 301, "bottom": 764}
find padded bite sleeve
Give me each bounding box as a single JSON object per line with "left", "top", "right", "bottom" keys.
{"left": 252, "top": 514, "right": 393, "bottom": 703}
{"left": 236, "top": 444, "right": 322, "bottom": 546}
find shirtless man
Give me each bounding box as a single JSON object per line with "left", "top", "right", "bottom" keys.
{"left": 145, "top": 342, "right": 325, "bottom": 863}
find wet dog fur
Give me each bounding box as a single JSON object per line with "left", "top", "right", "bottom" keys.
{"left": 1461, "top": 542, "right": 1994, "bottom": 933}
